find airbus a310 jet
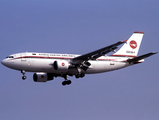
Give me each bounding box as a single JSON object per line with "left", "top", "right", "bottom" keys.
{"left": 1, "top": 31, "right": 157, "bottom": 86}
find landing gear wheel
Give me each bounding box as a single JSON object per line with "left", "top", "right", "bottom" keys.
{"left": 22, "top": 76, "right": 26, "bottom": 80}
{"left": 21, "top": 70, "right": 27, "bottom": 80}
{"left": 62, "top": 80, "right": 72, "bottom": 86}
{"left": 75, "top": 73, "right": 85, "bottom": 78}
{"left": 62, "top": 81, "right": 67, "bottom": 86}
{"left": 80, "top": 73, "right": 85, "bottom": 78}
{"left": 67, "top": 80, "right": 72, "bottom": 85}
{"left": 75, "top": 74, "right": 80, "bottom": 79}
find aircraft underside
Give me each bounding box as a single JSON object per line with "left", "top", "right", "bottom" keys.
{"left": 19, "top": 57, "right": 130, "bottom": 86}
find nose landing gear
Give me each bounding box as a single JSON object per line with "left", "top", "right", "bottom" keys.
{"left": 22, "top": 76, "right": 27, "bottom": 80}
{"left": 21, "top": 70, "right": 27, "bottom": 80}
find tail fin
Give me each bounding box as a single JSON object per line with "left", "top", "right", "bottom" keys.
{"left": 112, "top": 31, "right": 144, "bottom": 57}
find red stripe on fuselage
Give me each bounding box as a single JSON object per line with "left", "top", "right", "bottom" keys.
{"left": 11, "top": 56, "right": 127, "bottom": 62}
{"left": 12, "top": 56, "right": 73, "bottom": 60}
{"left": 110, "top": 54, "right": 136, "bottom": 57}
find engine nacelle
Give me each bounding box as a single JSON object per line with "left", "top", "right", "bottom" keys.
{"left": 33, "top": 73, "right": 53, "bottom": 82}
{"left": 54, "top": 60, "right": 69, "bottom": 73}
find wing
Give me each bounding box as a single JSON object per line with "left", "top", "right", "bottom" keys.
{"left": 127, "top": 52, "right": 158, "bottom": 63}
{"left": 71, "top": 41, "right": 125, "bottom": 65}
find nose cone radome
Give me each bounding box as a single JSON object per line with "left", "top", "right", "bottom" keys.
{"left": 1, "top": 59, "right": 6, "bottom": 66}
{"left": 1, "top": 58, "right": 17, "bottom": 70}
{"left": 1, "top": 59, "right": 14, "bottom": 69}
{"left": 1, "top": 59, "right": 10, "bottom": 67}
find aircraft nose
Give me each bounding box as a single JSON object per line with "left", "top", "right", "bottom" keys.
{"left": 1, "top": 58, "right": 15, "bottom": 69}
{"left": 1, "top": 59, "right": 10, "bottom": 67}
{"left": 1, "top": 59, "right": 6, "bottom": 66}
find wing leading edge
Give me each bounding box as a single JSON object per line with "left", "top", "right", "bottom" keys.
{"left": 127, "top": 52, "right": 158, "bottom": 63}
{"left": 71, "top": 41, "right": 125, "bottom": 65}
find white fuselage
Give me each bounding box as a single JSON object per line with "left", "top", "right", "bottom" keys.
{"left": 2, "top": 32, "right": 155, "bottom": 85}
{"left": 2, "top": 52, "right": 131, "bottom": 75}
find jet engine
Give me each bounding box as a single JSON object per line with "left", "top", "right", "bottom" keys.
{"left": 33, "top": 73, "right": 54, "bottom": 82}
{"left": 53, "top": 60, "right": 69, "bottom": 73}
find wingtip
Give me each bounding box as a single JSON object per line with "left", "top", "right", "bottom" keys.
{"left": 152, "top": 52, "right": 158, "bottom": 54}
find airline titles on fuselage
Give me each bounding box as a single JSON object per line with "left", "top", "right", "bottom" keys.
{"left": 36, "top": 53, "right": 76, "bottom": 58}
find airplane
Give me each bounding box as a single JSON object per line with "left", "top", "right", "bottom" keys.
{"left": 1, "top": 31, "right": 157, "bottom": 86}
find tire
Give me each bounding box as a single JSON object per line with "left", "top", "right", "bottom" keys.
{"left": 67, "top": 80, "right": 72, "bottom": 85}
{"left": 22, "top": 76, "right": 26, "bottom": 80}
{"left": 75, "top": 74, "right": 79, "bottom": 79}
{"left": 80, "top": 73, "right": 85, "bottom": 78}
{"left": 62, "top": 81, "right": 67, "bottom": 86}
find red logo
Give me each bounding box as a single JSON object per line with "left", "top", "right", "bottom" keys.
{"left": 41, "top": 75, "right": 44, "bottom": 78}
{"left": 130, "top": 40, "right": 137, "bottom": 49}
{"left": 62, "top": 63, "right": 65, "bottom": 66}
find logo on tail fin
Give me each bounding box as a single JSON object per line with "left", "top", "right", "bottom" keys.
{"left": 130, "top": 40, "right": 137, "bottom": 49}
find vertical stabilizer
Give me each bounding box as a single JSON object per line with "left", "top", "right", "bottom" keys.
{"left": 112, "top": 31, "right": 144, "bottom": 57}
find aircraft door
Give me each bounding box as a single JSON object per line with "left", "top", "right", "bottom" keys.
{"left": 21, "top": 53, "right": 26, "bottom": 61}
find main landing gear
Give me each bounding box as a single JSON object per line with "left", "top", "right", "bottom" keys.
{"left": 62, "top": 80, "right": 72, "bottom": 86}
{"left": 21, "top": 70, "right": 27, "bottom": 80}
{"left": 61, "top": 73, "right": 85, "bottom": 86}
{"left": 75, "top": 73, "right": 85, "bottom": 79}
{"left": 62, "top": 75, "right": 72, "bottom": 86}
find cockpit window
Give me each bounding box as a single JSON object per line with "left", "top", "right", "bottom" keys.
{"left": 6, "top": 56, "right": 14, "bottom": 58}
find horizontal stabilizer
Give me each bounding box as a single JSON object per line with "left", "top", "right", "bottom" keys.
{"left": 127, "top": 52, "right": 158, "bottom": 63}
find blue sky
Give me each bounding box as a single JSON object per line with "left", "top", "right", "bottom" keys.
{"left": 0, "top": 0, "right": 159, "bottom": 120}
